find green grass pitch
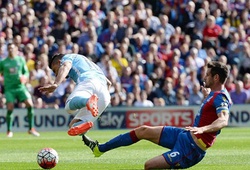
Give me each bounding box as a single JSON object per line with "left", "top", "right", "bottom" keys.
{"left": 0, "top": 127, "right": 249, "bottom": 170}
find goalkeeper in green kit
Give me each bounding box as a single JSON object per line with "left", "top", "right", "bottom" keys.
{"left": 0, "top": 43, "right": 39, "bottom": 137}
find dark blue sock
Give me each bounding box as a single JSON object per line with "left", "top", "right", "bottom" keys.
{"left": 99, "top": 130, "right": 139, "bottom": 152}
{"left": 69, "top": 96, "right": 88, "bottom": 110}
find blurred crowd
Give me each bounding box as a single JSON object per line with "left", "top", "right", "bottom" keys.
{"left": 0, "top": 0, "right": 250, "bottom": 109}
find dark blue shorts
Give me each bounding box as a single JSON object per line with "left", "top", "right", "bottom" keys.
{"left": 159, "top": 126, "right": 206, "bottom": 169}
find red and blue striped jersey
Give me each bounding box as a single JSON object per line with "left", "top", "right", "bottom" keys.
{"left": 193, "top": 89, "right": 232, "bottom": 148}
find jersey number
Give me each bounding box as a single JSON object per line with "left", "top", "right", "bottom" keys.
{"left": 170, "top": 152, "right": 180, "bottom": 158}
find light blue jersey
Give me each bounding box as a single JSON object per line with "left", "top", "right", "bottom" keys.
{"left": 60, "top": 54, "right": 106, "bottom": 85}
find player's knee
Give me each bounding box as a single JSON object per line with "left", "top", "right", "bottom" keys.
{"left": 6, "top": 103, "right": 14, "bottom": 110}
{"left": 65, "top": 107, "right": 74, "bottom": 114}
{"left": 135, "top": 125, "right": 150, "bottom": 137}
{"left": 144, "top": 160, "right": 153, "bottom": 170}
{"left": 65, "top": 107, "right": 76, "bottom": 114}
{"left": 138, "top": 125, "right": 150, "bottom": 132}
{"left": 65, "top": 102, "right": 75, "bottom": 114}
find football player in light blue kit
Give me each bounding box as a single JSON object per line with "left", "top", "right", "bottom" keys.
{"left": 39, "top": 54, "right": 111, "bottom": 136}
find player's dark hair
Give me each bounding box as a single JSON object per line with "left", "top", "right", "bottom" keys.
{"left": 49, "top": 53, "right": 64, "bottom": 69}
{"left": 207, "top": 61, "right": 229, "bottom": 84}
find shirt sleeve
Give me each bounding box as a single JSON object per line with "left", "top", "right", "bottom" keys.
{"left": 213, "top": 93, "right": 230, "bottom": 115}
{"left": 60, "top": 54, "right": 73, "bottom": 66}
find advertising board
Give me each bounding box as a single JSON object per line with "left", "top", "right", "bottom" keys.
{"left": 0, "top": 105, "right": 249, "bottom": 132}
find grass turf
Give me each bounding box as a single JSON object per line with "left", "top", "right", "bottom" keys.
{"left": 0, "top": 127, "right": 249, "bottom": 170}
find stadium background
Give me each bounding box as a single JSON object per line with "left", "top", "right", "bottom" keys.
{"left": 0, "top": 0, "right": 250, "bottom": 132}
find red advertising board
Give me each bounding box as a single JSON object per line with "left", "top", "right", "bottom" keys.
{"left": 126, "top": 109, "right": 195, "bottom": 128}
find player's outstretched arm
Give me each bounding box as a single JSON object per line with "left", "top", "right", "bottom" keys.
{"left": 185, "top": 110, "right": 229, "bottom": 134}
{"left": 53, "top": 61, "right": 72, "bottom": 85}
{"left": 39, "top": 61, "right": 72, "bottom": 94}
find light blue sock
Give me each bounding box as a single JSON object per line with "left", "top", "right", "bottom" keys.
{"left": 69, "top": 97, "right": 89, "bottom": 110}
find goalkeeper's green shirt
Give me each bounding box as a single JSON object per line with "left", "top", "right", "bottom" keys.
{"left": 0, "top": 56, "right": 29, "bottom": 91}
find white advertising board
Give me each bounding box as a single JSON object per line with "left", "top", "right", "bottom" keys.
{"left": 0, "top": 105, "right": 249, "bottom": 132}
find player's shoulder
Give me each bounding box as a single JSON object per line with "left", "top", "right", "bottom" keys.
{"left": 0, "top": 58, "right": 5, "bottom": 63}
{"left": 15, "top": 55, "right": 26, "bottom": 62}
{"left": 213, "top": 90, "right": 232, "bottom": 104}
{"left": 0, "top": 57, "right": 10, "bottom": 64}
{"left": 14, "top": 55, "right": 24, "bottom": 59}
{"left": 62, "top": 53, "right": 83, "bottom": 60}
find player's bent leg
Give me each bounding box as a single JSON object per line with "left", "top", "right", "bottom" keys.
{"left": 68, "top": 120, "right": 93, "bottom": 136}
{"left": 86, "top": 94, "right": 99, "bottom": 117}
{"left": 134, "top": 125, "right": 163, "bottom": 144}
{"left": 66, "top": 109, "right": 78, "bottom": 114}
{"left": 144, "top": 155, "right": 170, "bottom": 170}
{"left": 65, "top": 94, "right": 99, "bottom": 117}
{"left": 65, "top": 101, "right": 79, "bottom": 114}
{"left": 68, "top": 118, "right": 81, "bottom": 128}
